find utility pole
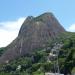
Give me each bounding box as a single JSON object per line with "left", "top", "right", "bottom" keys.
{"left": 49, "top": 43, "right": 62, "bottom": 75}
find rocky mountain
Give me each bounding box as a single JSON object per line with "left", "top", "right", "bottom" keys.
{"left": 0, "top": 12, "right": 65, "bottom": 64}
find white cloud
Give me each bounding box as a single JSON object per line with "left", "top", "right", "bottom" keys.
{"left": 68, "top": 24, "right": 75, "bottom": 32}
{"left": 0, "top": 17, "right": 26, "bottom": 47}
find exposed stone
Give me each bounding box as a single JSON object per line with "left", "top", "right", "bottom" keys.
{"left": 0, "top": 12, "right": 65, "bottom": 64}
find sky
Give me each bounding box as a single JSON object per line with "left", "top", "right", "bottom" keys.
{"left": 0, "top": 0, "right": 75, "bottom": 47}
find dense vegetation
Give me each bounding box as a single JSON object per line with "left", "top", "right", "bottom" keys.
{"left": 0, "top": 47, "right": 6, "bottom": 56}
{"left": 0, "top": 32, "right": 75, "bottom": 75}
{"left": 58, "top": 32, "right": 75, "bottom": 74}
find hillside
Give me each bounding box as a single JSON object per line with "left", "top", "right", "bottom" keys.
{"left": 0, "top": 32, "right": 75, "bottom": 75}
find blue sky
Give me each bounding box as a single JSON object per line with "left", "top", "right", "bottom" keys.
{"left": 0, "top": 0, "right": 75, "bottom": 47}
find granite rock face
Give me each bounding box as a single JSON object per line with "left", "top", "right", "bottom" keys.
{"left": 0, "top": 12, "right": 65, "bottom": 64}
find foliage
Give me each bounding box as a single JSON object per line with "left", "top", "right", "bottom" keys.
{"left": 0, "top": 47, "right": 6, "bottom": 56}
{"left": 58, "top": 32, "right": 75, "bottom": 74}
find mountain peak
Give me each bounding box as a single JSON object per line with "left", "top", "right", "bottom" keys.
{"left": 0, "top": 12, "right": 65, "bottom": 64}
{"left": 39, "top": 12, "right": 54, "bottom": 17}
